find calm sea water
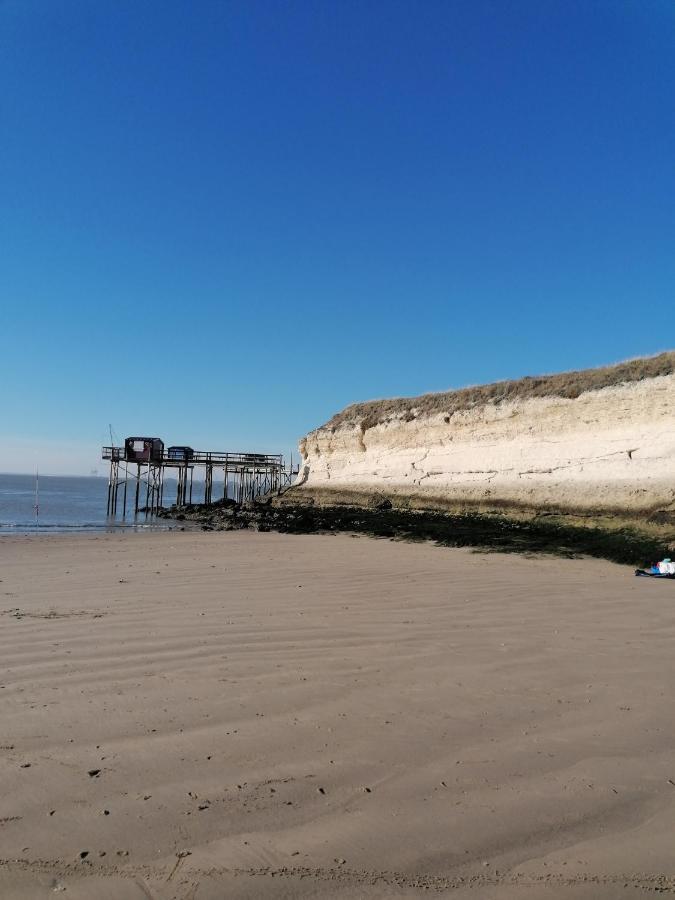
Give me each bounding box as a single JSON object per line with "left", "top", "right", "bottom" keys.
{"left": 0, "top": 473, "right": 189, "bottom": 533}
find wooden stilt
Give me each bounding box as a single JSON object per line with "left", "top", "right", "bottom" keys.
{"left": 103, "top": 447, "right": 289, "bottom": 517}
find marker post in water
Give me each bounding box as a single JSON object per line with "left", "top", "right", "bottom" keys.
{"left": 34, "top": 468, "right": 39, "bottom": 528}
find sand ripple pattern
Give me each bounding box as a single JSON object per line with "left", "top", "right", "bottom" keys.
{"left": 1, "top": 530, "right": 674, "bottom": 898}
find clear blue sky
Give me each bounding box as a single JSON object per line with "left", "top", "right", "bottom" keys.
{"left": 2, "top": 0, "right": 673, "bottom": 474}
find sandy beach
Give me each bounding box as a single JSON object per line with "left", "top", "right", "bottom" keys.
{"left": 1, "top": 530, "right": 674, "bottom": 898}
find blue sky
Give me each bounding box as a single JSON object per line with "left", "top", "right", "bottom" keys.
{"left": 2, "top": 0, "right": 674, "bottom": 474}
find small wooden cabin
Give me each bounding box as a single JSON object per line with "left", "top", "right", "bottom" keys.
{"left": 124, "top": 437, "right": 164, "bottom": 463}
{"left": 167, "top": 446, "right": 194, "bottom": 462}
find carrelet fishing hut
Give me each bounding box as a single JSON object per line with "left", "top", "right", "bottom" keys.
{"left": 124, "top": 437, "right": 164, "bottom": 464}
{"left": 167, "top": 446, "right": 194, "bottom": 462}
{"left": 103, "top": 437, "right": 298, "bottom": 517}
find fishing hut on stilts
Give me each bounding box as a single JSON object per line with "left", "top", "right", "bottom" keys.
{"left": 102, "top": 437, "right": 297, "bottom": 518}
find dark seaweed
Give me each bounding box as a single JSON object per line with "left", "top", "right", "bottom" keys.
{"left": 158, "top": 500, "right": 671, "bottom": 568}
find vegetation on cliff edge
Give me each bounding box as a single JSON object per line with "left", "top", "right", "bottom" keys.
{"left": 321, "top": 350, "right": 675, "bottom": 431}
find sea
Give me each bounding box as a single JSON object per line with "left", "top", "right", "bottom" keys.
{"left": 0, "top": 473, "right": 190, "bottom": 533}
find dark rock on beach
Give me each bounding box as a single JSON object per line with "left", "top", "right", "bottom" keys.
{"left": 156, "top": 496, "right": 672, "bottom": 567}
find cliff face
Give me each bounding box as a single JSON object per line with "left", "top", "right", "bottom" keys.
{"left": 297, "top": 358, "right": 675, "bottom": 527}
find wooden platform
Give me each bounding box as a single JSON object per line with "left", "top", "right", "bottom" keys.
{"left": 101, "top": 445, "right": 296, "bottom": 516}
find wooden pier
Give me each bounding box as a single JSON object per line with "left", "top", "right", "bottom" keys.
{"left": 102, "top": 446, "right": 297, "bottom": 517}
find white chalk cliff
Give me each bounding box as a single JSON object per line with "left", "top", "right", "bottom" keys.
{"left": 296, "top": 356, "right": 675, "bottom": 526}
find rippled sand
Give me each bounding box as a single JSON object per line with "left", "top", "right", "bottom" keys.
{"left": 1, "top": 531, "right": 673, "bottom": 898}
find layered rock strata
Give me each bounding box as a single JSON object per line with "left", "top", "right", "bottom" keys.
{"left": 296, "top": 356, "right": 675, "bottom": 528}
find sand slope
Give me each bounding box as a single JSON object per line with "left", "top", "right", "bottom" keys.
{"left": 1, "top": 531, "right": 674, "bottom": 898}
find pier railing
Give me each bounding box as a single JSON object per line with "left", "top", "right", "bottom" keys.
{"left": 102, "top": 446, "right": 284, "bottom": 469}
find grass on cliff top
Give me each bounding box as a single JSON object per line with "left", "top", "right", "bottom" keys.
{"left": 322, "top": 350, "right": 675, "bottom": 432}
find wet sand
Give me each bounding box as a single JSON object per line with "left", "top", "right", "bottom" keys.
{"left": 0, "top": 530, "right": 674, "bottom": 898}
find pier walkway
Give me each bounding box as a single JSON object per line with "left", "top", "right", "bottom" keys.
{"left": 102, "top": 445, "right": 297, "bottom": 517}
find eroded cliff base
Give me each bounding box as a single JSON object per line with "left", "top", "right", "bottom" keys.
{"left": 286, "top": 483, "right": 675, "bottom": 535}
{"left": 158, "top": 494, "right": 674, "bottom": 567}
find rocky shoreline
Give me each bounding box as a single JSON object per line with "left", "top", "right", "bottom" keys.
{"left": 157, "top": 496, "right": 672, "bottom": 567}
